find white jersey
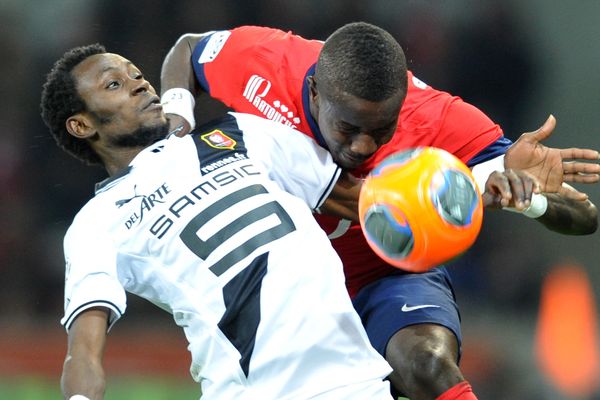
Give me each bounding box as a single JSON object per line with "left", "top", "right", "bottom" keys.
{"left": 61, "top": 112, "right": 392, "bottom": 400}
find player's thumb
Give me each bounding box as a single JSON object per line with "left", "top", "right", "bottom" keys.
{"left": 532, "top": 114, "right": 557, "bottom": 141}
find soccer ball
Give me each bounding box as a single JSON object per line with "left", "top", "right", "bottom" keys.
{"left": 358, "top": 147, "right": 483, "bottom": 272}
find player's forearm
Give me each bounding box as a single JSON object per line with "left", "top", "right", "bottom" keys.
{"left": 61, "top": 355, "right": 106, "bottom": 400}
{"left": 160, "top": 33, "right": 204, "bottom": 96}
{"left": 535, "top": 193, "right": 598, "bottom": 235}
{"left": 161, "top": 34, "right": 208, "bottom": 136}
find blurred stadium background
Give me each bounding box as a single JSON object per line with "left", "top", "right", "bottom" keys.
{"left": 1, "top": 1, "right": 599, "bottom": 398}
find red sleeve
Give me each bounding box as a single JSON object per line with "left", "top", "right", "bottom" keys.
{"left": 192, "top": 26, "right": 284, "bottom": 111}
{"left": 433, "top": 97, "right": 503, "bottom": 164}
{"left": 192, "top": 26, "right": 321, "bottom": 118}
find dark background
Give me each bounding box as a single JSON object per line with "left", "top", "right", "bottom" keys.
{"left": 1, "top": 1, "right": 599, "bottom": 399}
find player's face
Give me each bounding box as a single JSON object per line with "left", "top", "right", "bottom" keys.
{"left": 312, "top": 89, "right": 402, "bottom": 170}
{"left": 72, "top": 53, "right": 168, "bottom": 147}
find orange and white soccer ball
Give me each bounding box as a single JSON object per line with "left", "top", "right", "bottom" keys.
{"left": 358, "top": 147, "right": 483, "bottom": 272}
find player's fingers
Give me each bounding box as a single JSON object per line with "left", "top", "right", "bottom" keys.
{"left": 484, "top": 171, "right": 512, "bottom": 207}
{"left": 559, "top": 148, "right": 600, "bottom": 161}
{"left": 562, "top": 161, "right": 600, "bottom": 174}
{"left": 506, "top": 169, "right": 539, "bottom": 209}
{"left": 563, "top": 173, "right": 600, "bottom": 184}
{"left": 504, "top": 169, "right": 526, "bottom": 208}
{"left": 504, "top": 169, "right": 529, "bottom": 208}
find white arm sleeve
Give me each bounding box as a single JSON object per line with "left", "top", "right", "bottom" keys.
{"left": 470, "top": 154, "right": 505, "bottom": 193}
{"left": 60, "top": 216, "right": 127, "bottom": 332}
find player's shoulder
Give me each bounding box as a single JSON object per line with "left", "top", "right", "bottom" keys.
{"left": 231, "top": 25, "right": 287, "bottom": 37}
{"left": 400, "top": 70, "right": 458, "bottom": 124}
{"left": 214, "top": 25, "right": 292, "bottom": 49}
{"left": 230, "top": 25, "right": 315, "bottom": 42}
{"left": 196, "top": 26, "right": 295, "bottom": 69}
{"left": 72, "top": 164, "right": 147, "bottom": 231}
{"left": 227, "top": 25, "right": 321, "bottom": 55}
{"left": 405, "top": 71, "right": 451, "bottom": 101}
{"left": 66, "top": 195, "right": 112, "bottom": 246}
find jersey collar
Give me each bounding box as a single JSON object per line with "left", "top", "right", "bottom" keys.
{"left": 302, "top": 63, "right": 328, "bottom": 150}
{"left": 95, "top": 166, "right": 132, "bottom": 194}
{"left": 94, "top": 139, "right": 168, "bottom": 194}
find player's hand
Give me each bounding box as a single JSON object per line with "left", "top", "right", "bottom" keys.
{"left": 482, "top": 169, "right": 541, "bottom": 209}
{"left": 504, "top": 115, "right": 600, "bottom": 201}
{"left": 166, "top": 114, "right": 191, "bottom": 137}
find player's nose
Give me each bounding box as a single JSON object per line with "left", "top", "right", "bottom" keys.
{"left": 131, "top": 78, "right": 150, "bottom": 95}
{"left": 351, "top": 134, "right": 378, "bottom": 156}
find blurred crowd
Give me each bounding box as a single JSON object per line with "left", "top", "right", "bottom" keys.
{"left": 1, "top": 1, "right": 598, "bottom": 399}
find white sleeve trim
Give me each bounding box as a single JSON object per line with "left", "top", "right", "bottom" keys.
{"left": 62, "top": 300, "right": 124, "bottom": 333}
{"left": 314, "top": 165, "right": 341, "bottom": 210}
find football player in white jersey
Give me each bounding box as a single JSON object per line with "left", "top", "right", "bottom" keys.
{"left": 40, "top": 44, "right": 394, "bottom": 400}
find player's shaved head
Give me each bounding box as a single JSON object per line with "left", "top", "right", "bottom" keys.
{"left": 316, "top": 22, "right": 407, "bottom": 103}
{"left": 41, "top": 43, "right": 106, "bottom": 165}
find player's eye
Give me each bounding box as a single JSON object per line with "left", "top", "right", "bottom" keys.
{"left": 337, "top": 123, "right": 359, "bottom": 135}
{"left": 106, "top": 80, "right": 120, "bottom": 89}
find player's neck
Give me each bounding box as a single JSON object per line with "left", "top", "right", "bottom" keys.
{"left": 99, "top": 146, "right": 144, "bottom": 176}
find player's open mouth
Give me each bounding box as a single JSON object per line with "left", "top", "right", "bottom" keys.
{"left": 143, "top": 96, "right": 162, "bottom": 111}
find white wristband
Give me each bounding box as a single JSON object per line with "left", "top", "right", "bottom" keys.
{"left": 504, "top": 193, "right": 548, "bottom": 218}
{"left": 161, "top": 88, "right": 196, "bottom": 130}
{"left": 69, "top": 396, "right": 91, "bottom": 400}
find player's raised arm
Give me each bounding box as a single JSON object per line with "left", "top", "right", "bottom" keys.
{"left": 61, "top": 308, "right": 110, "bottom": 400}
{"left": 160, "top": 33, "right": 209, "bottom": 136}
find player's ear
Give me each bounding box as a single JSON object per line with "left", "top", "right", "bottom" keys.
{"left": 66, "top": 113, "right": 96, "bottom": 139}
{"left": 307, "top": 75, "right": 318, "bottom": 101}
{"left": 307, "top": 75, "right": 320, "bottom": 116}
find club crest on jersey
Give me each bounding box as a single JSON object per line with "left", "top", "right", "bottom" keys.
{"left": 201, "top": 130, "right": 237, "bottom": 150}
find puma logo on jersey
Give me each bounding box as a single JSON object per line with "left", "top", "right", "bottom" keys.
{"left": 116, "top": 185, "right": 144, "bottom": 208}
{"left": 243, "top": 75, "right": 300, "bottom": 128}
{"left": 121, "top": 183, "right": 172, "bottom": 229}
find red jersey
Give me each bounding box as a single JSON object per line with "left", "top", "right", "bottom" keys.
{"left": 192, "top": 26, "right": 507, "bottom": 297}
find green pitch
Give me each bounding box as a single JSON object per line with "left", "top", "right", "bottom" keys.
{"left": 0, "top": 376, "right": 200, "bottom": 399}
{"left": 1, "top": 376, "right": 411, "bottom": 399}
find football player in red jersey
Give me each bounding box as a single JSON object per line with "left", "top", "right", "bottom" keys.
{"left": 161, "top": 22, "right": 599, "bottom": 400}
